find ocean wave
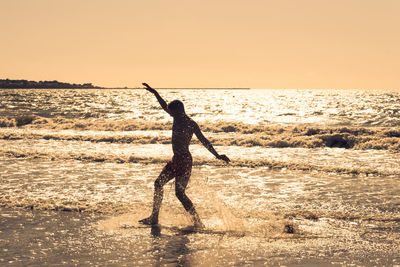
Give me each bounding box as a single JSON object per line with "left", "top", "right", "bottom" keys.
{"left": 0, "top": 116, "right": 171, "bottom": 131}
{"left": 1, "top": 150, "right": 399, "bottom": 177}
{"left": 1, "top": 116, "right": 400, "bottom": 151}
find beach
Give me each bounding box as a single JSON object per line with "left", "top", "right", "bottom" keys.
{"left": 1, "top": 89, "right": 400, "bottom": 266}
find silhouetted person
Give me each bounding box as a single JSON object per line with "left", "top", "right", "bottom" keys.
{"left": 139, "top": 83, "right": 230, "bottom": 228}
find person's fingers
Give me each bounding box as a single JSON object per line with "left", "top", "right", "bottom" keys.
{"left": 220, "top": 155, "right": 230, "bottom": 163}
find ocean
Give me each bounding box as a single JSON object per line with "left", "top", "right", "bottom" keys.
{"left": 1, "top": 88, "right": 399, "bottom": 266}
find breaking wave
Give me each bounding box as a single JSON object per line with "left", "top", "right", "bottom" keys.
{"left": 1, "top": 116, "right": 400, "bottom": 151}
{"left": 1, "top": 150, "right": 399, "bottom": 177}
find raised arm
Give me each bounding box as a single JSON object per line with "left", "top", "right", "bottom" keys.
{"left": 142, "top": 83, "right": 171, "bottom": 115}
{"left": 192, "top": 121, "right": 230, "bottom": 163}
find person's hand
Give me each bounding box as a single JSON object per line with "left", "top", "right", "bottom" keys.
{"left": 217, "top": 154, "right": 230, "bottom": 163}
{"left": 142, "top": 83, "right": 156, "bottom": 93}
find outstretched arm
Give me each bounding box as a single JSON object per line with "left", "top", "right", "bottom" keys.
{"left": 193, "top": 121, "right": 230, "bottom": 163}
{"left": 142, "top": 83, "right": 171, "bottom": 115}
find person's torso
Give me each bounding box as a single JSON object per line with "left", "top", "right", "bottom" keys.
{"left": 172, "top": 116, "right": 194, "bottom": 155}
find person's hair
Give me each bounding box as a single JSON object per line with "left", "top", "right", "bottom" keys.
{"left": 168, "top": 100, "right": 185, "bottom": 113}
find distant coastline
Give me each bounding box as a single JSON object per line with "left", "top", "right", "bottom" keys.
{"left": 0, "top": 78, "right": 250, "bottom": 90}
{"left": 152, "top": 87, "right": 250, "bottom": 90}
{"left": 0, "top": 79, "right": 102, "bottom": 89}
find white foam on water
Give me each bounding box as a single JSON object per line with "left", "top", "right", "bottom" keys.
{"left": 96, "top": 186, "right": 298, "bottom": 239}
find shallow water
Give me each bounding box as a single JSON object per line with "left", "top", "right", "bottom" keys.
{"left": 1, "top": 89, "right": 400, "bottom": 265}
{"left": 1, "top": 158, "right": 399, "bottom": 265}
{"left": 1, "top": 208, "right": 399, "bottom": 266}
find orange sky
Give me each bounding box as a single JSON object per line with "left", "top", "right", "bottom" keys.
{"left": 1, "top": 0, "right": 399, "bottom": 89}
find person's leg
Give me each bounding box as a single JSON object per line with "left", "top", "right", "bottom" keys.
{"left": 139, "top": 163, "right": 174, "bottom": 225}
{"left": 175, "top": 159, "right": 204, "bottom": 228}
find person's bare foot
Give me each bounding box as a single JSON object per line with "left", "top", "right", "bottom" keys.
{"left": 138, "top": 216, "right": 158, "bottom": 225}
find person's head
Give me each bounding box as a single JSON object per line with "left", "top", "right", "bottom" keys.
{"left": 168, "top": 100, "right": 185, "bottom": 116}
